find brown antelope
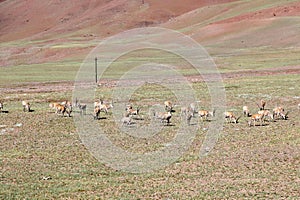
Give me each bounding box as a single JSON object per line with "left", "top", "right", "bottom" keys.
{"left": 258, "top": 110, "right": 273, "bottom": 121}
{"left": 55, "top": 100, "right": 72, "bottom": 117}
{"left": 164, "top": 101, "right": 173, "bottom": 111}
{"left": 55, "top": 104, "right": 67, "bottom": 116}
{"left": 126, "top": 106, "right": 141, "bottom": 117}
{"left": 248, "top": 113, "right": 265, "bottom": 126}
{"left": 243, "top": 106, "right": 250, "bottom": 117}
{"left": 49, "top": 102, "right": 59, "bottom": 112}
{"left": 224, "top": 111, "right": 240, "bottom": 123}
{"left": 154, "top": 111, "right": 172, "bottom": 125}
{"left": 257, "top": 99, "right": 266, "bottom": 110}
{"left": 273, "top": 106, "right": 287, "bottom": 120}
{"left": 22, "top": 100, "right": 31, "bottom": 112}
{"left": 198, "top": 110, "right": 214, "bottom": 121}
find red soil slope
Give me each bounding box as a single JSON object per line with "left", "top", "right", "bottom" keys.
{"left": 0, "top": 0, "right": 237, "bottom": 42}
{"left": 0, "top": 0, "right": 299, "bottom": 68}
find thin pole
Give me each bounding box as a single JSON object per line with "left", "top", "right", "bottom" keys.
{"left": 95, "top": 57, "right": 98, "bottom": 83}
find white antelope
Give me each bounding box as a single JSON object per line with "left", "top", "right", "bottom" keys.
{"left": 224, "top": 111, "right": 240, "bottom": 123}
{"left": 22, "top": 100, "right": 31, "bottom": 112}
{"left": 198, "top": 110, "right": 214, "bottom": 121}
{"left": 242, "top": 106, "right": 250, "bottom": 117}
{"left": 248, "top": 113, "right": 265, "bottom": 127}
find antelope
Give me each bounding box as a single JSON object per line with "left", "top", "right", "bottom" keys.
{"left": 257, "top": 99, "right": 266, "bottom": 110}
{"left": 94, "top": 99, "right": 103, "bottom": 108}
{"left": 258, "top": 110, "right": 273, "bottom": 121}
{"left": 198, "top": 110, "right": 214, "bottom": 121}
{"left": 22, "top": 100, "right": 31, "bottom": 112}
{"left": 248, "top": 113, "right": 265, "bottom": 127}
{"left": 94, "top": 106, "right": 101, "bottom": 120}
{"left": 55, "top": 103, "right": 67, "bottom": 116}
{"left": 273, "top": 106, "right": 288, "bottom": 120}
{"left": 55, "top": 100, "right": 72, "bottom": 117}
{"left": 100, "top": 102, "right": 113, "bottom": 114}
{"left": 243, "top": 106, "right": 250, "bottom": 117}
{"left": 164, "top": 101, "right": 173, "bottom": 111}
{"left": 95, "top": 100, "right": 113, "bottom": 114}
{"left": 49, "top": 102, "right": 59, "bottom": 112}
{"left": 75, "top": 98, "right": 87, "bottom": 115}
{"left": 154, "top": 111, "right": 172, "bottom": 125}
{"left": 224, "top": 111, "right": 240, "bottom": 123}
{"left": 126, "top": 106, "right": 141, "bottom": 117}
{"left": 0, "top": 101, "right": 3, "bottom": 112}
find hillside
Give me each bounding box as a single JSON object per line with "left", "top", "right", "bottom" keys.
{"left": 0, "top": 0, "right": 299, "bottom": 78}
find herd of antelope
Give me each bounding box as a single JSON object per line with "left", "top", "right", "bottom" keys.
{"left": 0, "top": 98, "right": 298, "bottom": 127}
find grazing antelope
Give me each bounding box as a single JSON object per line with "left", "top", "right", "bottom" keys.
{"left": 55, "top": 103, "right": 67, "bottom": 116}
{"left": 248, "top": 113, "right": 265, "bottom": 127}
{"left": 198, "top": 110, "right": 214, "bottom": 121}
{"left": 94, "top": 106, "right": 101, "bottom": 120}
{"left": 0, "top": 101, "right": 3, "bottom": 112}
{"left": 75, "top": 98, "right": 87, "bottom": 115}
{"left": 257, "top": 99, "right": 266, "bottom": 110}
{"left": 49, "top": 102, "right": 59, "bottom": 112}
{"left": 22, "top": 101, "right": 31, "bottom": 112}
{"left": 154, "top": 111, "right": 172, "bottom": 125}
{"left": 243, "top": 106, "right": 250, "bottom": 117}
{"left": 164, "top": 101, "right": 173, "bottom": 112}
{"left": 224, "top": 111, "right": 240, "bottom": 123}
{"left": 258, "top": 110, "right": 274, "bottom": 121}
{"left": 273, "top": 106, "right": 286, "bottom": 120}
{"left": 54, "top": 100, "right": 72, "bottom": 117}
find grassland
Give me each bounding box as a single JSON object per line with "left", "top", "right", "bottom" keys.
{"left": 0, "top": 72, "right": 299, "bottom": 199}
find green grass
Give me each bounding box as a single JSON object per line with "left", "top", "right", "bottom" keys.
{"left": 0, "top": 62, "right": 80, "bottom": 85}
{"left": 1, "top": 73, "right": 299, "bottom": 199}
